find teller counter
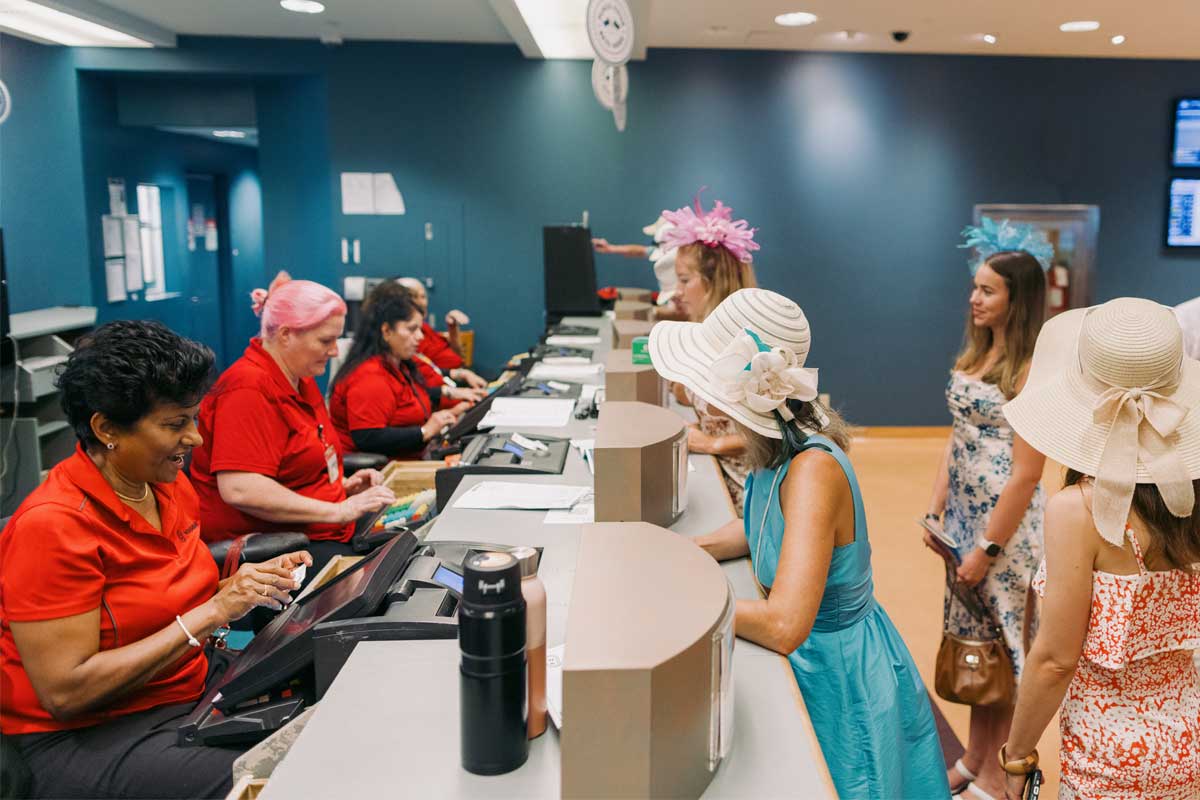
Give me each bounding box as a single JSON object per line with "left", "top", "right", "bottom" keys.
{"left": 260, "top": 316, "right": 836, "bottom": 799}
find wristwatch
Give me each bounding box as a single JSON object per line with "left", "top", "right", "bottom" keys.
{"left": 978, "top": 538, "right": 1002, "bottom": 558}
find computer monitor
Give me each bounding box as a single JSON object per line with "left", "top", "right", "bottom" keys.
{"left": 426, "top": 369, "right": 525, "bottom": 454}
{"left": 544, "top": 225, "right": 602, "bottom": 319}
{"left": 209, "top": 532, "right": 418, "bottom": 710}
{"left": 1172, "top": 99, "right": 1200, "bottom": 168}
{"left": 1167, "top": 178, "right": 1200, "bottom": 247}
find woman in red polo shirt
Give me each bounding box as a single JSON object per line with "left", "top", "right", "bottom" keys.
{"left": 190, "top": 273, "right": 394, "bottom": 569}
{"left": 0, "top": 320, "right": 310, "bottom": 799}
{"left": 396, "top": 276, "right": 488, "bottom": 389}
{"left": 329, "top": 283, "right": 484, "bottom": 459}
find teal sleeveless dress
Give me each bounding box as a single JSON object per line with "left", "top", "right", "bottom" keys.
{"left": 743, "top": 435, "right": 950, "bottom": 800}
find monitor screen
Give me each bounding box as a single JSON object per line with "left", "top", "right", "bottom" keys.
{"left": 211, "top": 532, "right": 417, "bottom": 709}
{"left": 432, "top": 564, "right": 463, "bottom": 594}
{"left": 1167, "top": 179, "right": 1200, "bottom": 247}
{"left": 1173, "top": 99, "right": 1200, "bottom": 168}
{"left": 544, "top": 225, "right": 601, "bottom": 318}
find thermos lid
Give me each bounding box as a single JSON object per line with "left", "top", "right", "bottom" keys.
{"left": 510, "top": 546, "right": 540, "bottom": 578}
{"left": 462, "top": 551, "right": 522, "bottom": 606}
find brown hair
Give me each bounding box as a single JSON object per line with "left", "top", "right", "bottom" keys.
{"left": 737, "top": 399, "right": 853, "bottom": 472}
{"left": 676, "top": 242, "right": 757, "bottom": 321}
{"left": 953, "top": 251, "right": 1046, "bottom": 398}
{"left": 1065, "top": 470, "right": 1200, "bottom": 572}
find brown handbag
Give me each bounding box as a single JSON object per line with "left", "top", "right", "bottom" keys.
{"left": 934, "top": 571, "right": 1016, "bottom": 707}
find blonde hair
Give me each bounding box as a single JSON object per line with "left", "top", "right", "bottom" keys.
{"left": 677, "top": 243, "right": 757, "bottom": 321}
{"left": 736, "top": 399, "right": 853, "bottom": 472}
{"left": 953, "top": 251, "right": 1046, "bottom": 399}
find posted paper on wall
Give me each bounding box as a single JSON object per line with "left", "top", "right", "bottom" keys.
{"left": 104, "top": 259, "right": 126, "bottom": 303}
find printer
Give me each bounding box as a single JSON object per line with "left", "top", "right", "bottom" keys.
{"left": 434, "top": 431, "right": 570, "bottom": 508}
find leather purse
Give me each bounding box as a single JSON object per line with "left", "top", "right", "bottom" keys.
{"left": 934, "top": 572, "right": 1015, "bottom": 707}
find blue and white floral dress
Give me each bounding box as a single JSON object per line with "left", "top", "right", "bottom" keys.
{"left": 943, "top": 371, "right": 1044, "bottom": 678}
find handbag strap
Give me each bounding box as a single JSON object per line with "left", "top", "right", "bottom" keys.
{"left": 942, "top": 565, "right": 1005, "bottom": 641}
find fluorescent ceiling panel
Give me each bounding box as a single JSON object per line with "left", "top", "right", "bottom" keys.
{"left": 0, "top": 0, "right": 152, "bottom": 46}
{"left": 513, "top": 0, "right": 592, "bottom": 59}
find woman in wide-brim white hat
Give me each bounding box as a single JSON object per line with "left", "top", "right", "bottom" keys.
{"left": 650, "top": 288, "right": 951, "bottom": 800}
{"left": 999, "top": 298, "right": 1200, "bottom": 800}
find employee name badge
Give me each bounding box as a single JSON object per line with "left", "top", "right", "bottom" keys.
{"left": 324, "top": 444, "right": 340, "bottom": 484}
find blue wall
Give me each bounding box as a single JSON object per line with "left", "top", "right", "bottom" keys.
{"left": 2, "top": 35, "right": 1198, "bottom": 422}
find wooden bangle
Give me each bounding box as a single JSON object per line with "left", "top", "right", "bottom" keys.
{"left": 999, "top": 745, "right": 1039, "bottom": 775}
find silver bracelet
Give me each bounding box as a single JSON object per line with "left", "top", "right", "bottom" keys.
{"left": 175, "top": 615, "right": 201, "bottom": 648}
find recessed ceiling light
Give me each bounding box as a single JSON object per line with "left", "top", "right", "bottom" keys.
{"left": 775, "top": 12, "right": 818, "bottom": 27}
{"left": 280, "top": 0, "right": 325, "bottom": 14}
{"left": 212, "top": 130, "right": 247, "bottom": 139}
{"left": 1059, "top": 20, "right": 1100, "bottom": 32}
{"left": 982, "top": 34, "right": 997, "bottom": 44}
{"left": 0, "top": 0, "right": 152, "bottom": 47}
{"left": 1111, "top": 34, "right": 1126, "bottom": 45}
{"left": 838, "top": 30, "right": 862, "bottom": 41}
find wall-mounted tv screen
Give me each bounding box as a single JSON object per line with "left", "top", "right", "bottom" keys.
{"left": 1167, "top": 178, "right": 1200, "bottom": 247}
{"left": 1173, "top": 99, "right": 1200, "bottom": 168}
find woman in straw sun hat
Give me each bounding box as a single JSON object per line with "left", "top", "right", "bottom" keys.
{"left": 999, "top": 298, "right": 1200, "bottom": 800}
{"left": 651, "top": 288, "right": 949, "bottom": 800}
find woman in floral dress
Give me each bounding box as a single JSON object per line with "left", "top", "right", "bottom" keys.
{"left": 1001, "top": 299, "right": 1200, "bottom": 800}
{"left": 925, "top": 225, "right": 1053, "bottom": 799}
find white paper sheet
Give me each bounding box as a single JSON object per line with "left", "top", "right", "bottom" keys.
{"left": 372, "top": 173, "right": 406, "bottom": 214}
{"left": 478, "top": 397, "right": 575, "bottom": 429}
{"left": 340, "top": 172, "right": 375, "bottom": 215}
{"left": 546, "top": 644, "right": 565, "bottom": 729}
{"left": 545, "top": 335, "right": 602, "bottom": 346}
{"left": 107, "top": 178, "right": 126, "bottom": 216}
{"left": 104, "top": 259, "right": 126, "bottom": 303}
{"left": 545, "top": 501, "right": 594, "bottom": 524}
{"left": 529, "top": 363, "right": 604, "bottom": 381}
{"left": 454, "top": 482, "right": 590, "bottom": 511}
{"left": 102, "top": 215, "right": 124, "bottom": 257}
{"left": 542, "top": 356, "right": 591, "bottom": 366}
{"left": 343, "top": 276, "right": 367, "bottom": 301}
{"left": 121, "top": 217, "right": 142, "bottom": 282}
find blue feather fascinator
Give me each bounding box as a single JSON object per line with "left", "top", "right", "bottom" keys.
{"left": 959, "top": 217, "right": 1054, "bottom": 274}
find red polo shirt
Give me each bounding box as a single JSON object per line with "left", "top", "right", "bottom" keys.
{"left": 191, "top": 338, "right": 352, "bottom": 543}
{"left": 0, "top": 446, "right": 217, "bottom": 734}
{"left": 418, "top": 322, "right": 463, "bottom": 371}
{"left": 329, "top": 356, "right": 434, "bottom": 456}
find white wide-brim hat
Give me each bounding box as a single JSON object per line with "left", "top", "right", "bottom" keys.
{"left": 648, "top": 288, "right": 820, "bottom": 439}
{"left": 1003, "top": 297, "right": 1200, "bottom": 544}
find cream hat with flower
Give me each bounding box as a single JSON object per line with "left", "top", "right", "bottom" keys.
{"left": 1003, "top": 297, "right": 1200, "bottom": 545}
{"left": 648, "top": 288, "right": 821, "bottom": 439}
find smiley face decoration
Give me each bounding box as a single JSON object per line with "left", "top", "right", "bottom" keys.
{"left": 586, "top": 0, "right": 634, "bottom": 132}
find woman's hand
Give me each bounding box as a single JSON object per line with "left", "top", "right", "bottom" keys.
{"left": 687, "top": 426, "right": 717, "bottom": 454}
{"left": 421, "top": 410, "right": 459, "bottom": 441}
{"left": 332, "top": 485, "right": 395, "bottom": 524}
{"left": 212, "top": 553, "right": 312, "bottom": 621}
{"left": 343, "top": 468, "right": 383, "bottom": 495}
{"left": 955, "top": 547, "right": 992, "bottom": 587}
{"left": 451, "top": 368, "right": 488, "bottom": 389}
{"left": 446, "top": 386, "right": 486, "bottom": 403}
{"left": 444, "top": 309, "right": 470, "bottom": 328}
{"left": 448, "top": 402, "right": 472, "bottom": 417}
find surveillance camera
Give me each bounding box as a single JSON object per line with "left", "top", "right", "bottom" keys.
{"left": 891, "top": 30, "right": 910, "bottom": 43}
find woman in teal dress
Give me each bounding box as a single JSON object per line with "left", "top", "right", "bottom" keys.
{"left": 649, "top": 287, "right": 950, "bottom": 800}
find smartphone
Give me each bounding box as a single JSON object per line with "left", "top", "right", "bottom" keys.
{"left": 917, "top": 517, "right": 961, "bottom": 564}
{"left": 1025, "top": 769, "right": 1044, "bottom": 800}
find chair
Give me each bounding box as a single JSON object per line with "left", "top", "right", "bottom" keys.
{"left": 342, "top": 451, "right": 388, "bottom": 474}
{"left": 207, "top": 532, "right": 311, "bottom": 580}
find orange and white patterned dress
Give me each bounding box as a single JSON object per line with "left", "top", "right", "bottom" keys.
{"left": 1033, "top": 527, "right": 1200, "bottom": 800}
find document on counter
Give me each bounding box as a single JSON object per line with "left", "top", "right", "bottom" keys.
{"left": 478, "top": 397, "right": 575, "bottom": 428}
{"left": 454, "top": 481, "right": 591, "bottom": 511}
{"left": 546, "top": 644, "right": 565, "bottom": 729}
{"left": 545, "top": 335, "right": 602, "bottom": 346}
{"left": 529, "top": 362, "right": 604, "bottom": 381}
{"left": 544, "top": 491, "right": 594, "bottom": 524}
{"left": 542, "top": 356, "right": 591, "bottom": 365}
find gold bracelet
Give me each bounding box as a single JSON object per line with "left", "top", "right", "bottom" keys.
{"left": 999, "top": 744, "right": 1039, "bottom": 775}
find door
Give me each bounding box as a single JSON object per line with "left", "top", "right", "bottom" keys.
{"left": 184, "top": 174, "right": 228, "bottom": 365}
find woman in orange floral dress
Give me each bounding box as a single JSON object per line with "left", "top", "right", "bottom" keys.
{"left": 998, "top": 299, "right": 1200, "bottom": 800}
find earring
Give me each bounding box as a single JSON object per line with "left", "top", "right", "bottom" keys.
{"left": 106, "top": 442, "right": 115, "bottom": 451}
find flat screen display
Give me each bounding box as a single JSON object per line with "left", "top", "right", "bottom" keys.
{"left": 1173, "top": 99, "right": 1200, "bottom": 168}
{"left": 544, "top": 225, "right": 601, "bottom": 318}
{"left": 433, "top": 564, "right": 463, "bottom": 594}
{"left": 1167, "top": 179, "right": 1200, "bottom": 247}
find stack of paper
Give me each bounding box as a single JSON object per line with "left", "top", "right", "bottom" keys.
{"left": 544, "top": 489, "right": 594, "bottom": 524}
{"left": 545, "top": 335, "right": 602, "bottom": 346}
{"left": 529, "top": 363, "right": 604, "bottom": 381}
{"left": 478, "top": 397, "right": 575, "bottom": 428}
{"left": 454, "top": 481, "right": 591, "bottom": 510}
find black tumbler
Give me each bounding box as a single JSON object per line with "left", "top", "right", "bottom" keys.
{"left": 459, "top": 551, "right": 529, "bottom": 775}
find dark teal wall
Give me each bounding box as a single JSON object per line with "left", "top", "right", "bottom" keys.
{"left": 2, "top": 35, "right": 1197, "bottom": 422}
{"left": 0, "top": 35, "right": 89, "bottom": 311}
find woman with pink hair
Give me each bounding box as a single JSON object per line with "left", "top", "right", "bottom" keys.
{"left": 190, "top": 272, "right": 395, "bottom": 571}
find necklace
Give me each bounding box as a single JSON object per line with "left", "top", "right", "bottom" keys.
{"left": 113, "top": 483, "right": 150, "bottom": 503}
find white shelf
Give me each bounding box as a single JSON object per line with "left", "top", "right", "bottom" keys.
{"left": 10, "top": 307, "right": 98, "bottom": 339}
{"left": 37, "top": 420, "right": 71, "bottom": 438}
